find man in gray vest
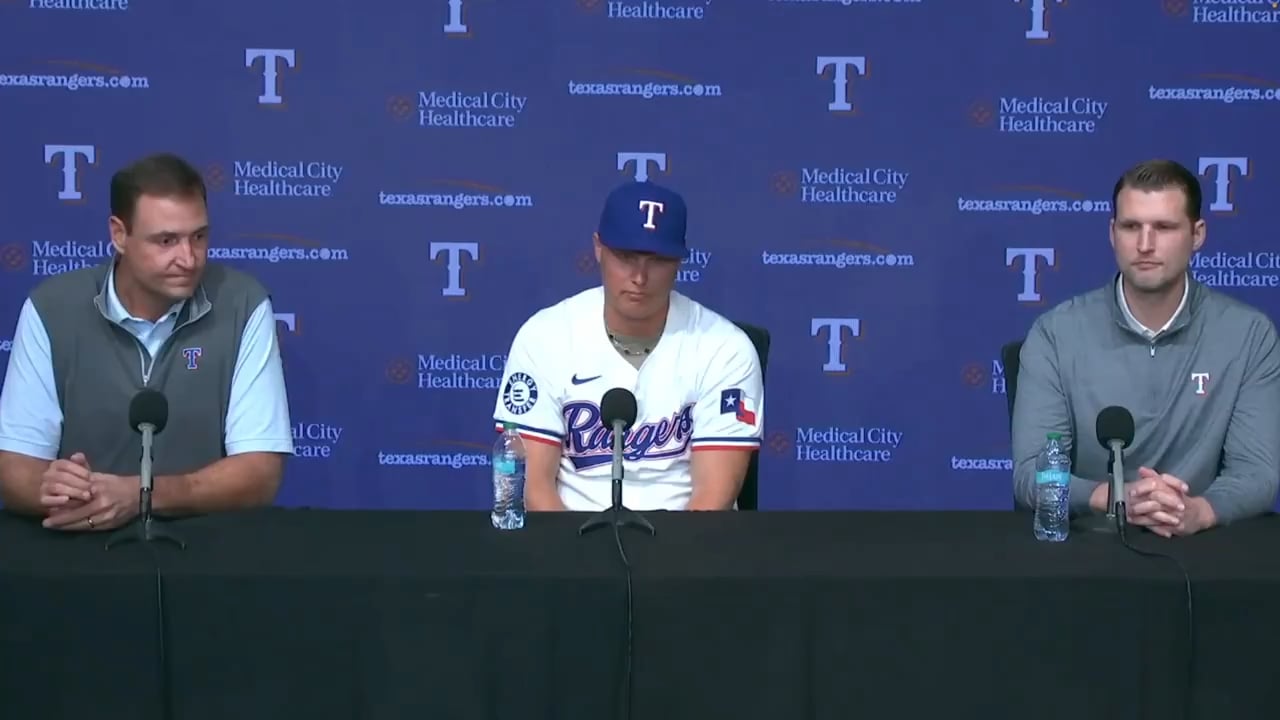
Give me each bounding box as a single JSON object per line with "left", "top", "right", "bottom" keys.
{"left": 1012, "top": 158, "right": 1280, "bottom": 536}
{"left": 0, "top": 152, "right": 293, "bottom": 531}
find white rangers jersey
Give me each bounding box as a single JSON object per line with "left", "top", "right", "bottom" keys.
{"left": 493, "top": 286, "right": 764, "bottom": 511}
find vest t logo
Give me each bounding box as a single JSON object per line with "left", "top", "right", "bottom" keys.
{"left": 183, "top": 347, "right": 203, "bottom": 370}
{"left": 1191, "top": 372, "right": 1209, "bottom": 396}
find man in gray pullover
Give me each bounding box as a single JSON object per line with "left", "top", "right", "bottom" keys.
{"left": 1012, "top": 159, "right": 1280, "bottom": 536}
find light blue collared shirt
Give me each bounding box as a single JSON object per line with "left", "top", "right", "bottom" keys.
{"left": 0, "top": 265, "right": 294, "bottom": 461}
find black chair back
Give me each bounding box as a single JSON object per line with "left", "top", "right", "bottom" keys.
{"left": 732, "top": 322, "right": 771, "bottom": 511}
{"left": 1001, "top": 340, "right": 1023, "bottom": 430}
{"left": 998, "top": 338, "right": 1029, "bottom": 509}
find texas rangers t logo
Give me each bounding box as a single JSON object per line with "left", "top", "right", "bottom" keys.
{"left": 182, "top": 347, "right": 203, "bottom": 370}
{"left": 638, "top": 199, "right": 665, "bottom": 229}
{"left": 1191, "top": 372, "right": 1209, "bottom": 396}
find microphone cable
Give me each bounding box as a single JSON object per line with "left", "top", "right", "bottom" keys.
{"left": 153, "top": 558, "right": 176, "bottom": 720}
{"left": 611, "top": 518, "right": 637, "bottom": 720}
{"left": 1112, "top": 513, "right": 1196, "bottom": 717}
{"left": 107, "top": 536, "right": 175, "bottom": 720}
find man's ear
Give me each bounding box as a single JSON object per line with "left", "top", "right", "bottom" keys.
{"left": 1191, "top": 219, "right": 1206, "bottom": 254}
{"left": 108, "top": 216, "right": 127, "bottom": 254}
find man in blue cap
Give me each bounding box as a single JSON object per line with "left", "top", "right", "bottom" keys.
{"left": 492, "top": 180, "right": 764, "bottom": 511}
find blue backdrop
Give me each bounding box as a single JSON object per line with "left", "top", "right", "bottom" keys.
{"left": 1, "top": 0, "right": 1276, "bottom": 511}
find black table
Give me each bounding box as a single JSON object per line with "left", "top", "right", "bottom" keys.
{"left": 1, "top": 509, "right": 1278, "bottom": 720}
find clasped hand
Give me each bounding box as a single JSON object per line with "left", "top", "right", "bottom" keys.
{"left": 38, "top": 452, "right": 139, "bottom": 532}
{"left": 1125, "top": 467, "right": 1210, "bottom": 537}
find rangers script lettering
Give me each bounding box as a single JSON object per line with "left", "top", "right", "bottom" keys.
{"left": 563, "top": 401, "right": 694, "bottom": 469}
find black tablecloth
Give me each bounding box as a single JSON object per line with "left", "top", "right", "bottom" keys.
{"left": 2, "top": 509, "right": 1279, "bottom": 720}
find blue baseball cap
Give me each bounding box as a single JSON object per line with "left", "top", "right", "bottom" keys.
{"left": 597, "top": 180, "right": 688, "bottom": 260}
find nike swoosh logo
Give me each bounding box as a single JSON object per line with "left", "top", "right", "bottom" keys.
{"left": 571, "top": 374, "right": 601, "bottom": 385}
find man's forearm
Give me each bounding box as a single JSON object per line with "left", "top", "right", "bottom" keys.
{"left": 687, "top": 483, "right": 739, "bottom": 510}
{"left": 1016, "top": 467, "right": 1105, "bottom": 516}
{"left": 150, "top": 452, "right": 284, "bottom": 516}
{"left": 686, "top": 496, "right": 736, "bottom": 511}
{"left": 1201, "top": 474, "right": 1276, "bottom": 527}
{"left": 0, "top": 453, "right": 50, "bottom": 516}
{"left": 525, "top": 475, "right": 566, "bottom": 511}
{"left": 1076, "top": 476, "right": 1110, "bottom": 515}
{"left": 688, "top": 449, "right": 750, "bottom": 511}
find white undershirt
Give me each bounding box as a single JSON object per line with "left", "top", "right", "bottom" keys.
{"left": 1116, "top": 273, "right": 1189, "bottom": 340}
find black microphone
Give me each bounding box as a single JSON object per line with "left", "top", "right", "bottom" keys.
{"left": 107, "top": 389, "right": 185, "bottom": 550}
{"left": 130, "top": 389, "right": 169, "bottom": 433}
{"left": 578, "top": 387, "right": 655, "bottom": 537}
{"left": 130, "top": 389, "right": 167, "bottom": 508}
{"left": 600, "top": 388, "right": 637, "bottom": 508}
{"left": 1096, "top": 405, "right": 1135, "bottom": 534}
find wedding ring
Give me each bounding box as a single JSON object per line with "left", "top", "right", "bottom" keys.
{"left": 87, "top": 517, "right": 95, "bottom": 529}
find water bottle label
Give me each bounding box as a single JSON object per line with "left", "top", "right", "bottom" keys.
{"left": 494, "top": 457, "right": 517, "bottom": 475}
{"left": 1036, "top": 469, "right": 1069, "bottom": 485}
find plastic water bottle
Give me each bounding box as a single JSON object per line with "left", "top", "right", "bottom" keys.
{"left": 491, "top": 423, "right": 526, "bottom": 530}
{"left": 1034, "top": 432, "right": 1071, "bottom": 541}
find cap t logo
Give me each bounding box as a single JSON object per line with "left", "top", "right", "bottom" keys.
{"left": 638, "top": 199, "right": 665, "bottom": 230}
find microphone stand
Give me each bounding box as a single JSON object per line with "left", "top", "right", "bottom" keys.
{"left": 578, "top": 419, "right": 655, "bottom": 537}
{"left": 1087, "top": 441, "right": 1128, "bottom": 537}
{"left": 107, "top": 423, "right": 186, "bottom": 550}
{"left": 1107, "top": 439, "right": 1128, "bottom": 538}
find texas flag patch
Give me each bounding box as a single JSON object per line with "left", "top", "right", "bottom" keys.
{"left": 720, "top": 388, "right": 757, "bottom": 427}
